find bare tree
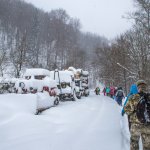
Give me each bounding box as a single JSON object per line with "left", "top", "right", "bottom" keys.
{"left": 0, "top": 49, "right": 7, "bottom": 77}
{"left": 11, "top": 31, "right": 27, "bottom": 77}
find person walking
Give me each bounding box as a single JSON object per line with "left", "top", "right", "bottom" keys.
{"left": 115, "top": 87, "right": 124, "bottom": 106}
{"left": 95, "top": 87, "right": 100, "bottom": 95}
{"left": 124, "top": 80, "right": 150, "bottom": 150}
{"left": 106, "top": 86, "right": 110, "bottom": 96}
{"left": 110, "top": 86, "right": 115, "bottom": 98}
{"left": 102, "top": 87, "right": 106, "bottom": 96}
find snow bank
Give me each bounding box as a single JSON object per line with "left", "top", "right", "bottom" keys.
{"left": 0, "top": 92, "right": 131, "bottom": 150}
{"left": 36, "top": 92, "right": 55, "bottom": 110}
{"left": 0, "top": 94, "right": 37, "bottom": 125}
{"left": 0, "top": 93, "right": 57, "bottom": 125}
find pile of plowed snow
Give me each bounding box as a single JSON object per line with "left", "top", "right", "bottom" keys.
{"left": 0, "top": 94, "right": 37, "bottom": 124}
{"left": 0, "top": 93, "right": 56, "bottom": 124}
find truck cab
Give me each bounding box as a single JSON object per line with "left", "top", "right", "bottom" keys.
{"left": 68, "top": 67, "right": 90, "bottom": 97}
{"left": 50, "top": 70, "right": 77, "bottom": 101}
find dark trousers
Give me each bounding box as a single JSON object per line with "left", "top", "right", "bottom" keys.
{"left": 116, "top": 96, "right": 123, "bottom": 106}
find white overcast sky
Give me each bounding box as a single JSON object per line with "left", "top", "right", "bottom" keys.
{"left": 24, "top": 0, "right": 134, "bottom": 39}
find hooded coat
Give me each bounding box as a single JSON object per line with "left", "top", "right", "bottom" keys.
{"left": 121, "top": 84, "right": 138, "bottom": 116}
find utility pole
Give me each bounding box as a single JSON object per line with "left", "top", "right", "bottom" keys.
{"left": 117, "top": 62, "right": 137, "bottom": 96}
{"left": 123, "top": 69, "right": 127, "bottom": 96}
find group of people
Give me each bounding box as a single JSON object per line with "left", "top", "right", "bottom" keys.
{"left": 122, "top": 80, "right": 150, "bottom": 150}
{"left": 103, "top": 86, "right": 116, "bottom": 97}
{"left": 95, "top": 80, "right": 150, "bottom": 149}
{"left": 103, "top": 86, "right": 125, "bottom": 106}
{"left": 95, "top": 86, "right": 125, "bottom": 106}
{"left": 94, "top": 86, "right": 116, "bottom": 96}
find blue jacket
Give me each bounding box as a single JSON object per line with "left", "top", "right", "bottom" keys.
{"left": 121, "top": 84, "right": 138, "bottom": 116}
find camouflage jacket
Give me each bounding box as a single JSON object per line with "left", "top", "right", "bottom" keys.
{"left": 124, "top": 94, "right": 141, "bottom": 124}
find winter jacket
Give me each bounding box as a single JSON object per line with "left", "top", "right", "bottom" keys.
{"left": 115, "top": 89, "right": 124, "bottom": 97}
{"left": 110, "top": 86, "right": 115, "bottom": 95}
{"left": 95, "top": 87, "right": 100, "bottom": 92}
{"left": 103, "top": 88, "right": 106, "bottom": 93}
{"left": 124, "top": 93, "right": 143, "bottom": 124}
{"left": 106, "top": 87, "right": 110, "bottom": 93}
{"left": 121, "top": 84, "right": 138, "bottom": 116}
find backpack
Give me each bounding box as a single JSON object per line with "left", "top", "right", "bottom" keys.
{"left": 117, "top": 90, "right": 123, "bottom": 97}
{"left": 136, "top": 93, "right": 150, "bottom": 124}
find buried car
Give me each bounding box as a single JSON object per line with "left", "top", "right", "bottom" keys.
{"left": 14, "top": 68, "right": 59, "bottom": 110}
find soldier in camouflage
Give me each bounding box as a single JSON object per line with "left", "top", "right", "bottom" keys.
{"left": 124, "top": 80, "right": 150, "bottom": 150}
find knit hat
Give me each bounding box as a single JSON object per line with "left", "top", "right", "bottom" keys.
{"left": 136, "top": 80, "right": 147, "bottom": 92}
{"left": 136, "top": 80, "right": 147, "bottom": 87}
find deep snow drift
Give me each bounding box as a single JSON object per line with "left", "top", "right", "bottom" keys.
{"left": 0, "top": 92, "right": 130, "bottom": 150}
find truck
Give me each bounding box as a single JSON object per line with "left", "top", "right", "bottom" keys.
{"left": 80, "top": 70, "right": 90, "bottom": 97}
{"left": 50, "top": 70, "right": 78, "bottom": 101}
{"left": 68, "top": 67, "right": 90, "bottom": 97}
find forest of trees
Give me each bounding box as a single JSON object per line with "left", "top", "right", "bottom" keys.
{"left": 0, "top": 0, "right": 107, "bottom": 85}
{"left": 95, "top": 0, "right": 150, "bottom": 93}
{"left": 0, "top": 0, "right": 149, "bottom": 91}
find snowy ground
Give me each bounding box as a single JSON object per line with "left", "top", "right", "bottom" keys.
{"left": 0, "top": 91, "right": 130, "bottom": 150}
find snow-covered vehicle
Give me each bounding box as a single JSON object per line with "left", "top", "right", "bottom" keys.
{"left": 0, "top": 77, "right": 17, "bottom": 94}
{"left": 50, "top": 70, "right": 78, "bottom": 101}
{"left": 80, "top": 70, "right": 90, "bottom": 97}
{"left": 68, "top": 67, "right": 83, "bottom": 99}
{"left": 15, "top": 68, "right": 59, "bottom": 106}
{"left": 68, "top": 67, "right": 90, "bottom": 97}
{"left": 74, "top": 79, "right": 82, "bottom": 99}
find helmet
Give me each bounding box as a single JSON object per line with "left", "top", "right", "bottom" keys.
{"left": 136, "top": 80, "right": 147, "bottom": 87}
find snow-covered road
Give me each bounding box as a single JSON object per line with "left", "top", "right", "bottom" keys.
{"left": 0, "top": 92, "right": 130, "bottom": 150}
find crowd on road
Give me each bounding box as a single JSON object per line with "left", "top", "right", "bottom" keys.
{"left": 123, "top": 80, "right": 150, "bottom": 150}
{"left": 94, "top": 85, "right": 125, "bottom": 106}
{"left": 95, "top": 80, "right": 150, "bottom": 150}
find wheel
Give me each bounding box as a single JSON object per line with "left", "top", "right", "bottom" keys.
{"left": 77, "top": 93, "right": 81, "bottom": 99}
{"left": 0, "top": 89, "right": 4, "bottom": 94}
{"left": 77, "top": 95, "right": 81, "bottom": 99}
{"left": 72, "top": 97, "right": 75, "bottom": 101}
{"left": 72, "top": 90, "right": 76, "bottom": 101}
{"left": 54, "top": 97, "right": 59, "bottom": 105}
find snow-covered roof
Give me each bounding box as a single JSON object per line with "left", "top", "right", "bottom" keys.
{"left": 15, "top": 77, "right": 57, "bottom": 91}
{"left": 76, "top": 69, "right": 82, "bottom": 73}
{"left": 68, "top": 67, "right": 77, "bottom": 74}
{"left": 67, "top": 67, "right": 88, "bottom": 76}
{"left": 50, "top": 70, "right": 74, "bottom": 83}
{"left": 24, "top": 68, "right": 50, "bottom": 77}
{"left": 82, "top": 71, "right": 89, "bottom": 76}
